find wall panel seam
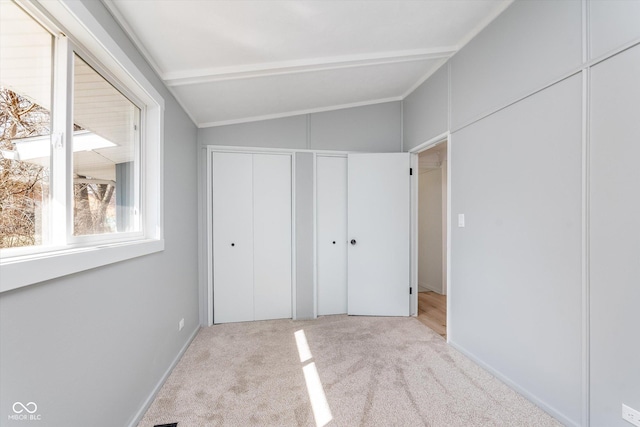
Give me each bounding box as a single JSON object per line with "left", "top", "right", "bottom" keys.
{"left": 451, "top": 70, "right": 583, "bottom": 134}
{"left": 449, "top": 39, "right": 640, "bottom": 135}
{"left": 581, "top": 66, "right": 591, "bottom": 427}
{"left": 400, "top": 101, "right": 404, "bottom": 152}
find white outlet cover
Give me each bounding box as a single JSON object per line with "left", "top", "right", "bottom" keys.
{"left": 623, "top": 404, "right": 640, "bottom": 427}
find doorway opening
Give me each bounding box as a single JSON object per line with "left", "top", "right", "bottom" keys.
{"left": 415, "top": 140, "right": 448, "bottom": 339}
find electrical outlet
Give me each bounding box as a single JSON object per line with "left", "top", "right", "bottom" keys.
{"left": 623, "top": 404, "right": 640, "bottom": 427}
{"left": 178, "top": 318, "right": 184, "bottom": 331}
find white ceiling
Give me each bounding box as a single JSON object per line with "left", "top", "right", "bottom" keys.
{"left": 105, "top": 0, "right": 511, "bottom": 127}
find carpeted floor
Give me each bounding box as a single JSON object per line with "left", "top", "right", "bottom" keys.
{"left": 138, "top": 315, "right": 562, "bottom": 427}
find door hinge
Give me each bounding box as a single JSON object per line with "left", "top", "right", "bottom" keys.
{"left": 410, "top": 168, "right": 413, "bottom": 176}
{"left": 409, "top": 287, "right": 413, "bottom": 295}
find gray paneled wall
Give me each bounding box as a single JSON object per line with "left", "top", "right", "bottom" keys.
{"left": 589, "top": 44, "right": 640, "bottom": 427}
{"left": 402, "top": 64, "right": 449, "bottom": 151}
{"left": 402, "top": 0, "right": 640, "bottom": 425}
{"left": 199, "top": 101, "right": 402, "bottom": 152}
{"left": 450, "top": 0, "right": 582, "bottom": 131}
{"left": 589, "top": 0, "right": 640, "bottom": 59}
{"left": 450, "top": 75, "right": 583, "bottom": 423}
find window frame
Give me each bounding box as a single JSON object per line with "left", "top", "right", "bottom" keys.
{"left": 68, "top": 46, "right": 144, "bottom": 244}
{"left": 0, "top": 0, "right": 164, "bottom": 292}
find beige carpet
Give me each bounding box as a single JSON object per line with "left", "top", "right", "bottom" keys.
{"left": 138, "top": 315, "right": 562, "bottom": 427}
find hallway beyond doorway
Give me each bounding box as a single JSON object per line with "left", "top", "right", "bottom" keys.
{"left": 417, "top": 291, "right": 446, "bottom": 339}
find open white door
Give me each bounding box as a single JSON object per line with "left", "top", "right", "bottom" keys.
{"left": 347, "top": 153, "right": 411, "bottom": 316}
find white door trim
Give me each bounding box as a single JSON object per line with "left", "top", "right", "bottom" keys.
{"left": 408, "top": 132, "right": 450, "bottom": 341}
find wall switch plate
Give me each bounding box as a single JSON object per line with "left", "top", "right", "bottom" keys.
{"left": 178, "top": 318, "right": 184, "bottom": 331}
{"left": 623, "top": 404, "right": 640, "bottom": 427}
{"left": 458, "top": 214, "right": 465, "bottom": 228}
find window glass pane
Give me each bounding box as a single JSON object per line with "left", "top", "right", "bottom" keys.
{"left": 0, "top": 0, "right": 52, "bottom": 248}
{"left": 73, "top": 54, "right": 139, "bottom": 236}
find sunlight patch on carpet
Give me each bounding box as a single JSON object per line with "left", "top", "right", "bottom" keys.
{"left": 295, "top": 329, "right": 333, "bottom": 427}
{"left": 302, "top": 362, "right": 333, "bottom": 427}
{"left": 294, "top": 329, "right": 312, "bottom": 363}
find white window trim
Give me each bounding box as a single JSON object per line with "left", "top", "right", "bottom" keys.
{"left": 0, "top": 0, "right": 164, "bottom": 293}
{"left": 67, "top": 41, "right": 145, "bottom": 246}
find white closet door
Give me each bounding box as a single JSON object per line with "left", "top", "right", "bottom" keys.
{"left": 347, "top": 153, "right": 411, "bottom": 316}
{"left": 213, "top": 152, "right": 254, "bottom": 324}
{"left": 253, "top": 154, "right": 292, "bottom": 320}
{"left": 317, "top": 156, "right": 348, "bottom": 315}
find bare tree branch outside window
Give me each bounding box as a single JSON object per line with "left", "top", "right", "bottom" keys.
{"left": 0, "top": 88, "right": 50, "bottom": 248}
{"left": 0, "top": 87, "right": 117, "bottom": 248}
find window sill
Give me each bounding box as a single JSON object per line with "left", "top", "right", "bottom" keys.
{"left": 0, "top": 239, "right": 164, "bottom": 293}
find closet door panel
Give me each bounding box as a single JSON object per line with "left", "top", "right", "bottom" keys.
{"left": 253, "top": 154, "right": 292, "bottom": 320}
{"left": 317, "top": 156, "right": 348, "bottom": 315}
{"left": 213, "top": 152, "right": 254, "bottom": 324}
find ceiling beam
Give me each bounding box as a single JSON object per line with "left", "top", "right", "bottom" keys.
{"left": 164, "top": 48, "right": 456, "bottom": 87}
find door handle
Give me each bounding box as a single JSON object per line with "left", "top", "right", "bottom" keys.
{"left": 350, "top": 239, "right": 357, "bottom": 245}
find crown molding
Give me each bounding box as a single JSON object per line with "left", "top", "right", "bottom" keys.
{"left": 102, "top": 0, "right": 166, "bottom": 80}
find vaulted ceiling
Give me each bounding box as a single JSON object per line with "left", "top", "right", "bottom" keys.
{"left": 105, "top": 0, "right": 511, "bottom": 127}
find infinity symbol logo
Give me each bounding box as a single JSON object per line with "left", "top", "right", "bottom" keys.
{"left": 12, "top": 402, "right": 38, "bottom": 414}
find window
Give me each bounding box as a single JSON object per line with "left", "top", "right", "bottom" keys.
{"left": 0, "top": 0, "right": 52, "bottom": 248}
{"left": 72, "top": 54, "right": 140, "bottom": 237}
{"left": 0, "top": 0, "right": 164, "bottom": 291}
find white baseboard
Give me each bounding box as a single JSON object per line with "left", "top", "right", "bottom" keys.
{"left": 448, "top": 340, "right": 579, "bottom": 427}
{"left": 419, "top": 281, "right": 441, "bottom": 293}
{"left": 127, "top": 326, "right": 200, "bottom": 427}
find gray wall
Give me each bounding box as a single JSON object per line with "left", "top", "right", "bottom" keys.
{"left": 402, "top": 65, "right": 449, "bottom": 151}
{"left": 0, "top": 2, "right": 199, "bottom": 426}
{"left": 198, "top": 115, "right": 307, "bottom": 149}
{"left": 451, "top": 75, "right": 583, "bottom": 423}
{"left": 589, "top": 44, "right": 640, "bottom": 427}
{"left": 402, "top": 0, "right": 640, "bottom": 425}
{"left": 295, "top": 153, "right": 315, "bottom": 319}
{"left": 450, "top": 0, "right": 582, "bottom": 131}
{"left": 309, "top": 102, "right": 401, "bottom": 152}
{"left": 589, "top": 0, "right": 640, "bottom": 59}
{"left": 199, "top": 101, "right": 402, "bottom": 152}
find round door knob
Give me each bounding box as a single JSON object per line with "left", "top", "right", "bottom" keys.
{"left": 332, "top": 241, "right": 336, "bottom": 244}
{"left": 231, "top": 243, "right": 235, "bottom": 247}
{"left": 350, "top": 239, "right": 357, "bottom": 245}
